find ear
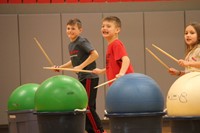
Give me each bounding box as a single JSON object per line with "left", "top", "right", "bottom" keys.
{"left": 79, "top": 28, "right": 83, "bottom": 33}
{"left": 116, "top": 27, "right": 121, "bottom": 33}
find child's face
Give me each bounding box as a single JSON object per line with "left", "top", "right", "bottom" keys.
{"left": 66, "top": 24, "right": 82, "bottom": 42}
{"left": 184, "top": 25, "right": 198, "bottom": 46}
{"left": 101, "top": 20, "right": 120, "bottom": 40}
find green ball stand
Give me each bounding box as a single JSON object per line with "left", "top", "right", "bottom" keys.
{"left": 35, "top": 110, "right": 86, "bottom": 133}
{"left": 7, "top": 83, "right": 40, "bottom": 133}
{"left": 8, "top": 110, "right": 39, "bottom": 133}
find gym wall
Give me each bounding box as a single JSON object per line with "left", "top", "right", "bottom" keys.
{"left": 0, "top": 0, "right": 200, "bottom": 125}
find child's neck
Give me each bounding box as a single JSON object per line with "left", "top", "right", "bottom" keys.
{"left": 70, "top": 36, "right": 79, "bottom": 42}
{"left": 107, "top": 35, "right": 118, "bottom": 44}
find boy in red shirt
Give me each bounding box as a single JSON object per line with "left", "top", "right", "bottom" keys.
{"left": 93, "top": 16, "right": 134, "bottom": 85}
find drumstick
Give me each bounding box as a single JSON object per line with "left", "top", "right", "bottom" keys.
{"left": 94, "top": 78, "right": 117, "bottom": 89}
{"left": 146, "top": 48, "right": 170, "bottom": 69}
{"left": 152, "top": 44, "right": 178, "bottom": 62}
{"left": 43, "top": 67, "right": 93, "bottom": 73}
{"left": 34, "top": 37, "right": 54, "bottom": 66}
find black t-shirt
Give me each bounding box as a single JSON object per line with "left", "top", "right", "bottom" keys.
{"left": 68, "top": 36, "right": 98, "bottom": 81}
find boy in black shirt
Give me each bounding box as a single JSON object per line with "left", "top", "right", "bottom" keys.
{"left": 57, "top": 18, "right": 105, "bottom": 133}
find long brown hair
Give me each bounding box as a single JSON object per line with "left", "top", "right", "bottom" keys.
{"left": 185, "top": 22, "right": 200, "bottom": 56}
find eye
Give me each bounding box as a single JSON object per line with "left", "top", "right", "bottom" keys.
{"left": 67, "top": 28, "right": 70, "bottom": 30}
{"left": 107, "top": 25, "right": 111, "bottom": 28}
{"left": 185, "top": 31, "right": 188, "bottom": 35}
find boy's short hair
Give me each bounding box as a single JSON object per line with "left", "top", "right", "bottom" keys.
{"left": 67, "top": 18, "right": 82, "bottom": 29}
{"left": 102, "top": 16, "right": 121, "bottom": 28}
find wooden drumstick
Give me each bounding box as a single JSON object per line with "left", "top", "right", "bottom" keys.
{"left": 34, "top": 37, "right": 54, "bottom": 66}
{"left": 146, "top": 48, "right": 170, "bottom": 69}
{"left": 43, "top": 67, "right": 93, "bottom": 73}
{"left": 94, "top": 78, "right": 117, "bottom": 89}
{"left": 152, "top": 44, "right": 178, "bottom": 63}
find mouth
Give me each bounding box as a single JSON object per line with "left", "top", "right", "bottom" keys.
{"left": 186, "top": 38, "right": 191, "bottom": 42}
{"left": 68, "top": 33, "right": 74, "bottom": 36}
{"left": 102, "top": 31, "right": 109, "bottom": 35}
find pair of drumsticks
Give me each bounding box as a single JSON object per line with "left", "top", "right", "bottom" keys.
{"left": 146, "top": 44, "right": 178, "bottom": 69}
{"left": 34, "top": 37, "right": 112, "bottom": 88}
{"left": 34, "top": 37, "right": 92, "bottom": 73}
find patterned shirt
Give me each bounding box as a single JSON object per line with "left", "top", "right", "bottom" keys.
{"left": 185, "top": 44, "right": 200, "bottom": 73}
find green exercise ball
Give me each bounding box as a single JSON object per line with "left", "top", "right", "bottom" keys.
{"left": 35, "top": 75, "right": 88, "bottom": 112}
{"left": 8, "top": 83, "right": 39, "bottom": 111}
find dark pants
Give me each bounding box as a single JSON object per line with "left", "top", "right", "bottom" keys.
{"left": 81, "top": 78, "right": 104, "bottom": 133}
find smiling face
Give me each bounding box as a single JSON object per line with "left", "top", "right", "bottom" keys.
{"left": 184, "top": 25, "right": 198, "bottom": 47}
{"left": 101, "top": 20, "right": 120, "bottom": 43}
{"left": 66, "top": 24, "right": 82, "bottom": 42}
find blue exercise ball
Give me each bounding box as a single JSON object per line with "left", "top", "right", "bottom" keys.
{"left": 106, "top": 73, "right": 164, "bottom": 113}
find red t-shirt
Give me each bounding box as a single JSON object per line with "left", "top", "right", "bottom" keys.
{"left": 106, "top": 39, "right": 134, "bottom": 85}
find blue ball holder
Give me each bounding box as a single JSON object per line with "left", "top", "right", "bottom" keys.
{"left": 105, "top": 112, "right": 165, "bottom": 133}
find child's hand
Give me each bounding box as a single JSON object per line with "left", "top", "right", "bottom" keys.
{"left": 116, "top": 73, "right": 125, "bottom": 78}
{"left": 168, "top": 68, "right": 180, "bottom": 76}
{"left": 93, "top": 68, "right": 103, "bottom": 74}
{"left": 53, "top": 65, "right": 60, "bottom": 72}
{"left": 178, "top": 59, "right": 189, "bottom": 67}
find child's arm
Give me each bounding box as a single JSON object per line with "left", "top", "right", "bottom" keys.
{"left": 178, "top": 59, "right": 200, "bottom": 68}
{"left": 74, "top": 50, "right": 99, "bottom": 70}
{"left": 116, "top": 56, "right": 130, "bottom": 78}
{"left": 59, "top": 60, "right": 73, "bottom": 68}
{"left": 52, "top": 60, "right": 72, "bottom": 72}
{"left": 93, "top": 68, "right": 106, "bottom": 74}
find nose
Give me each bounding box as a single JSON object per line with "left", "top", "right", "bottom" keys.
{"left": 185, "top": 34, "right": 190, "bottom": 37}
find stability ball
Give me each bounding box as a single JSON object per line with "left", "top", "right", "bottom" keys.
{"left": 8, "top": 83, "right": 39, "bottom": 111}
{"left": 167, "top": 72, "right": 200, "bottom": 116}
{"left": 106, "top": 73, "right": 164, "bottom": 113}
{"left": 35, "top": 75, "right": 88, "bottom": 112}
